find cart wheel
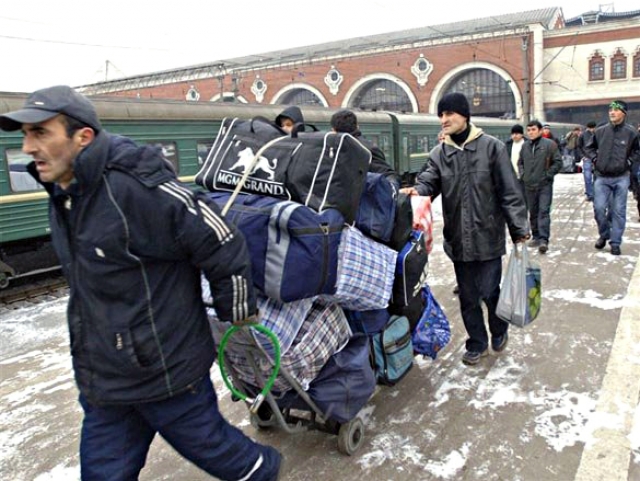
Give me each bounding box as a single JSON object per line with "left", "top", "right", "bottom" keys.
{"left": 337, "top": 418, "right": 365, "bottom": 455}
{"left": 250, "top": 403, "right": 275, "bottom": 430}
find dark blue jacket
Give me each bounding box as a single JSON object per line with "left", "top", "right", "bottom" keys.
{"left": 29, "top": 131, "right": 256, "bottom": 405}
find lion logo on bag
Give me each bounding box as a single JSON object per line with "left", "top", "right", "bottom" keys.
{"left": 228, "top": 147, "right": 278, "bottom": 180}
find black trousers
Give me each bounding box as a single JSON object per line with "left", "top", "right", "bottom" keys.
{"left": 453, "top": 257, "right": 508, "bottom": 352}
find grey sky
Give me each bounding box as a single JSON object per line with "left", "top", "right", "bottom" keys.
{"left": 0, "top": 1, "right": 636, "bottom": 92}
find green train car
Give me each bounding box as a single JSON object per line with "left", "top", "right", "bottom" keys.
{"left": 0, "top": 92, "right": 575, "bottom": 287}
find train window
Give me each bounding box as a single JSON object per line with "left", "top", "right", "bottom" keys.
{"left": 197, "top": 142, "right": 213, "bottom": 166}
{"left": 379, "top": 135, "right": 391, "bottom": 158}
{"left": 6, "top": 149, "right": 43, "bottom": 192}
{"left": 148, "top": 141, "right": 179, "bottom": 174}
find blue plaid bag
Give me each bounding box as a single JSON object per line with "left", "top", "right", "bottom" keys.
{"left": 210, "top": 299, "right": 351, "bottom": 392}
{"left": 412, "top": 286, "right": 451, "bottom": 360}
{"left": 328, "top": 226, "right": 396, "bottom": 310}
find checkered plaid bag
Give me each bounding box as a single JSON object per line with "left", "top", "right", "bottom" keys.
{"left": 328, "top": 226, "right": 397, "bottom": 310}
{"left": 211, "top": 299, "right": 351, "bottom": 393}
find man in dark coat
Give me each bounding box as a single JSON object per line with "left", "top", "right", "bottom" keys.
{"left": 518, "top": 120, "right": 563, "bottom": 254}
{"left": 330, "top": 109, "right": 401, "bottom": 187}
{"left": 401, "top": 93, "right": 529, "bottom": 366}
{"left": 584, "top": 100, "right": 640, "bottom": 255}
{"left": 577, "top": 121, "right": 597, "bottom": 201}
{"left": 0, "top": 86, "right": 282, "bottom": 481}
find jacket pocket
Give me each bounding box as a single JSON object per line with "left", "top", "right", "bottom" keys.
{"left": 114, "top": 327, "right": 159, "bottom": 369}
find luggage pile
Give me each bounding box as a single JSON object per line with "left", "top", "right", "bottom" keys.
{"left": 198, "top": 117, "right": 434, "bottom": 426}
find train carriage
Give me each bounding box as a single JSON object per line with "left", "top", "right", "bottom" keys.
{"left": 0, "top": 93, "right": 576, "bottom": 287}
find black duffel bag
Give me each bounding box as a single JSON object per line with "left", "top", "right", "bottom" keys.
{"left": 196, "top": 117, "right": 371, "bottom": 223}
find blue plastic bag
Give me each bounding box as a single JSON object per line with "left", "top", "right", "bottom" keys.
{"left": 411, "top": 286, "right": 451, "bottom": 360}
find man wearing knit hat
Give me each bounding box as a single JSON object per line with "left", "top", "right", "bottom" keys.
{"left": 584, "top": 100, "right": 640, "bottom": 255}
{"left": 401, "top": 92, "right": 529, "bottom": 366}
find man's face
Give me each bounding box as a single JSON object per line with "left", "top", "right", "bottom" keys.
{"left": 511, "top": 132, "right": 524, "bottom": 142}
{"left": 527, "top": 125, "right": 542, "bottom": 140}
{"left": 608, "top": 107, "right": 625, "bottom": 125}
{"left": 439, "top": 111, "right": 467, "bottom": 136}
{"left": 21, "top": 115, "right": 84, "bottom": 189}
{"left": 280, "top": 118, "right": 294, "bottom": 134}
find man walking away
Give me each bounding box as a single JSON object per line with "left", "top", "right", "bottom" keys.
{"left": 401, "top": 93, "right": 529, "bottom": 366}
{"left": 518, "top": 120, "right": 562, "bottom": 254}
{"left": 585, "top": 100, "right": 640, "bottom": 255}
{"left": 577, "top": 121, "right": 597, "bottom": 201}
{"left": 0, "top": 85, "right": 282, "bottom": 481}
{"left": 330, "top": 109, "right": 401, "bottom": 187}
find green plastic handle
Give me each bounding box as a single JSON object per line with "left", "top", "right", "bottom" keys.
{"left": 218, "top": 323, "right": 281, "bottom": 413}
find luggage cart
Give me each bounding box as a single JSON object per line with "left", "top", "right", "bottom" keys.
{"left": 217, "top": 323, "right": 366, "bottom": 455}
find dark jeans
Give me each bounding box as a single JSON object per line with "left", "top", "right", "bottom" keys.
{"left": 79, "top": 376, "right": 280, "bottom": 481}
{"left": 454, "top": 257, "right": 508, "bottom": 352}
{"left": 525, "top": 182, "right": 554, "bottom": 242}
{"left": 593, "top": 174, "right": 630, "bottom": 248}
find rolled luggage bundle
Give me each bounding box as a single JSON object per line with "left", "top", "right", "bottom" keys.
{"left": 201, "top": 116, "right": 437, "bottom": 433}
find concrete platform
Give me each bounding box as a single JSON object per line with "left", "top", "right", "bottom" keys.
{"left": 2, "top": 174, "right": 640, "bottom": 481}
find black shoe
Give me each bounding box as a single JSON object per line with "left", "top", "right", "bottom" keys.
{"left": 462, "top": 349, "right": 488, "bottom": 366}
{"left": 538, "top": 242, "right": 548, "bottom": 254}
{"left": 611, "top": 246, "right": 621, "bottom": 256}
{"left": 595, "top": 238, "right": 607, "bottom": 250}
{"left": 453, "top": 285, "right": 460, "bottom": 295}
{"left": 492, "top": 332, "right": 509, "bottom": 352}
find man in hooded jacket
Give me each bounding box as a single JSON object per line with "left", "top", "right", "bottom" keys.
{"left": 401, "top": 93, "right": 529, "bottom": 366}
{"left": 275, "top": 105, "right": 304, "bottom": 134}
{"left": 0, "top": 85, "right": 282, "bottom": 481}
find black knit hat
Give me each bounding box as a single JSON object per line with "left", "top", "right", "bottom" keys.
{"left": 511, "top": 124, "right": 524, "bottom": 135}
{"left": 586, "top": 121, "right": 597, "bottom": 128}
{"left": 437, "top": 93, "right": 470, "bottom": 119}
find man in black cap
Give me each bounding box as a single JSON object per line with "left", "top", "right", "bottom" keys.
{"left": 401, "top": 92, "right": 529, "bottom": 366}
{"left": 584, "top": 100, "right": 640, "bottom": 255}
{"left": 0, "top": 85, "right": 282, "bottom": 480}
{"left": 577, "top": 121, "right": 597, "bottom": 201}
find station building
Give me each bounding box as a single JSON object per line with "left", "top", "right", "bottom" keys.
{"left": 79, "top": 6, "right": 640, "bottom": 125}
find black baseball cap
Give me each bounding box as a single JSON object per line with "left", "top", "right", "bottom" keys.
{"left": 0, "top": 85, "right": 101, "bottom": 132}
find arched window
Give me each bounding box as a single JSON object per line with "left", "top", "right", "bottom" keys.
{"left": 610, "top": 49, "right": 627, "bottom": 80}
{"left": 444, "top": 69, "right": 515, "bottom": 119}
{"left": 277, "top": 88, "right": 323, "bottom": 106}
{"left": 350, "top": 79, "right": 412, "bottom": 112}
{"left": 589, "top": 53, "right": 605, "bottom": 81}
{"left": 633, "top": 50, "right": 640, "bottom": 78}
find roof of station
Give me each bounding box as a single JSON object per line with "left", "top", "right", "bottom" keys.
{"left": 565, "top": 8, "right": 640, "bottom": 26}
{"left": 79, "top": 7, "right": 563, "bottom": 93}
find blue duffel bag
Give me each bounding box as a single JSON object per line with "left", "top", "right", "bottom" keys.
{"left": 208, "top": 192, "right": 344, "bottom": 302}
{"left": 355, "top": 173, "right": 397, "bottom": 242}
{"left": 278, "top": 333, "right": 376, "bottom": 423}
{"left": 344, "top": 308, "right": 389, "bottom": 335}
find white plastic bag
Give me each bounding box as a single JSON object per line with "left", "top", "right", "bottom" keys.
{"left": 496, "top": 243, "right": 541, "bottom": 327}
